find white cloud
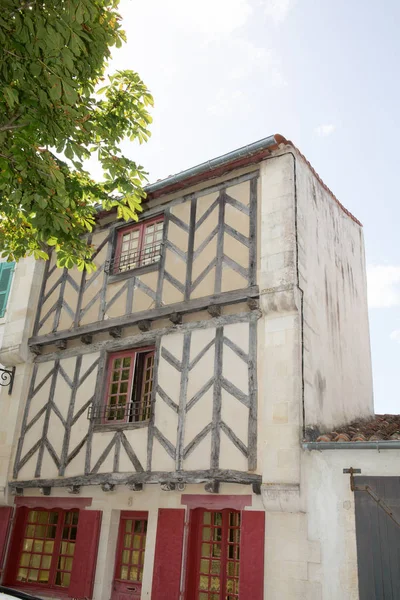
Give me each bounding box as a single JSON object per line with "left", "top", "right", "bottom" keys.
{"left": 390, "top": 330, "right": 400, "bottom": 343}
{"left": 119, "top": 0, "right": 253, "bottom": 36}
{"left": 315, "top": 124, "right": 336, "bottom": 137}
{"left": 263, "top": 0, "right": 293, "bottom": 23}
{"left": 367, "top": 265, "right": 400, "bottom": 308}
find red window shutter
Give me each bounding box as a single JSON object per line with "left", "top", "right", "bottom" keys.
{"left": 240, "top": 511, "right": 265, "bottom": 600}
{"left": 69, "top": 510, "right": 102, "bottom": 599}
{"left": 151, "top": 508, "right": 185, "bottom": 600}
{"left": 0, "top": 507, "right": 12, "bottom": 571}
{"left": 3, "top": 506, "right": 26, "bottom": 585}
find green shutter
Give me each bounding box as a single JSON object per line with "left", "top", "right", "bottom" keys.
{"left": 0, "top": 262, "right": 15, "bottom": 318}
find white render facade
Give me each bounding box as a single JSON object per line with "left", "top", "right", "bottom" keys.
{"left": 0, "top": 135, "right": 375, "bottom": 600}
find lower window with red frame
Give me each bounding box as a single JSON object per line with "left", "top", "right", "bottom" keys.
{"left": 14, "top": 508, "right": 78, "bottom": 590}
{"left": 186, "top": 509, "right": 241, "bottom": 600}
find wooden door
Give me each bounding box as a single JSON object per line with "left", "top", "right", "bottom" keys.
{"left": 112, "top": 512, "right": 148, "bottom": 600}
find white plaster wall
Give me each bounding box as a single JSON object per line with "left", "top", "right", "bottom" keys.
{"left": 0, "top": 257, "right": 44, "bottom": 504}
{"left": 296, "top": 157, "right": 373, "bottom": 431}
{"left": 302, "top": 448, "right": 400, "bottom": 600}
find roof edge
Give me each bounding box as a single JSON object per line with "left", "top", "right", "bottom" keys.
{"left": 303, "top": 441, "right": 400, "bottom": 451}
{"left": 144, "top": 134, "right": 281, "bottom": 198}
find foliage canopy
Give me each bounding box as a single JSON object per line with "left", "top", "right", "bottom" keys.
{"left": 0, "top": 0, "right": 153, "bottom": 270}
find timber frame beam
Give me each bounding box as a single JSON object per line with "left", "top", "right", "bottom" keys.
{"left": 9, "top": 469, "right": 262, "bottom": 491}
{"left": 28, "top": 286, "right": 259, "bottom": 348}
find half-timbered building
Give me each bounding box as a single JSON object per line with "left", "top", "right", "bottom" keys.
{"left": 0, "top": 134, "right": 374, "bottom": 599}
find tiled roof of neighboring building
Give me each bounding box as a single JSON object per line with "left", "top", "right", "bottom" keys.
{"left": 316, "top": 414, "right": 400, "bottom": 442}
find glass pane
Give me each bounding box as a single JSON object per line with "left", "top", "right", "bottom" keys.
{"left": 47, "top": 525, "right": 57, "bottom": 539}
{"left": 36, "top": 526, "right": 46, "bottom": 538}
{"left": 202, "top": 527, "right": 211, "bottom": 541}
{"left": 133, "top": 535, "right": 141, "bottom": 549}
{"left": 38, "top": 512, "right": 48, "bottom": 524}
{"left": 39, "top": 570, "right": 50, "bottom": 583}
{"left": 31, "top": 539, "right": 42, "bottom": 553}
{"left": 65, "top": 557, "right": 73, "bottom": 571}
{"left": 30, "top": 554, "right": 41, "bottom": 569}
{"left": 132, "top": 551, "right": 139, "bottom": 565}
{"left": 114, "top": 358, "right": 121, "bottom": 369}
{"left": 60, "top": 541, "right": 68, "bottom": 554}
{"left": 122, "top": 550, "right": 130, "bottom": 563}
{"left": 211, "top": 560, "right": 220, "bottom": 574}
{"left": 17, "top": 568, "right": 28, "bottom": 581}
{"left": 123, "top": 357, "right": 131, "bottom": 368}
{"left": 201, "top": 543, "right": 211, "bottom": 557}
{"left": 41, "top": 555, "right": 51, "bottom": 569}
{"left": 199, "top": 575, "right": 209, "bottom": 590}
{"left": 120, "top": 382, "right": 128, "bottom": 393}
{"left": 124, "top": 534, "right": 132, "bottom": 547}
{"left": 67, "top": 543, "right": 75, "bottom": 555}
{"left": 210, "top": 577, "right": 220, "bottom": 591}
{"left": 200, "top": 559, "right": 209, "bottom": 573}
{"left": 72, "top": 512, "right": 79, "bottom": 525}
{"left": 121, "top": 369, "right": 130, "bottom": 380}
{"left": 58, "top": 557, "right": 65, "bottom": 570}
{"left": 125, "top": 520, "right": 133, "bottom": 533}
{"left": 20, "top": 553, "right": 30, "bottom": 567}
{"left": 212, "top": 544, "right": 221, "bottom": 557}
{"left": 203, "top": 512, "right": 211, "bottom": 525}
{"left": 70, "top": 527, "right": 77, "bottom": 540}
{"left": 28, "top": 569, "right": 39, "bottom": 582}
{"left": 23, "top": 539, "right": 33, "bottom": 551}
{"left": 129, "top": 566, "right": 138, "bottom": 581}
{"left": 134, "top": 520, "right": 142, "bottom": 533}
{"left": 49, "top": 512, "right": 58, "bottom": 524}
{"left": 120, "top": 565, "right": 128, "bottom": 580}
{"left": 26, "top": 525, "right": 35, "bottom": 537}
{"left": 28, "top": 511, "right": 38, "bottom": 522}
{"left": 62, "top": 572, "right": 71, "bottom": 587}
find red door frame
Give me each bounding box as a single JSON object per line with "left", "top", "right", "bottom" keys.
{"left": 184, "top": 508, "right": 241, "bottom": 600}
{"left": 111, "top": 511, "right": 148, "bottom": 600}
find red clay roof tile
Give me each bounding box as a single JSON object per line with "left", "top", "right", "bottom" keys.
{"left": 315, "top": 414, "right": 400, "bottom": 442}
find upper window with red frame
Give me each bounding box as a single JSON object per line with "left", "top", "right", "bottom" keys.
{"left": 112, "top": 216, "right": 164, "bottom": 274}
{"left": 15, "top": 508, "right": 78, "bottom": 590}
{"left": 97, "top": 347, "right": 155, "bottom": 424}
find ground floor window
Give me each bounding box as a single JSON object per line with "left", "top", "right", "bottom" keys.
{"left": 189, "top": 509, "right": 241, "bottom": 600}
{"left": 16, "top": 508, "right": 78, "bottom": 589}
{"left": 112, "top": 512, "right": 148, "bottom": 599}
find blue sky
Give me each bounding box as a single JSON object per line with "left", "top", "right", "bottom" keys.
{"left": 104, "top": 0, "right": 400, "bottom": 414}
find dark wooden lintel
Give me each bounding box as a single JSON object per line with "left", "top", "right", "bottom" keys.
{"left": 247, "top": 297, "right": 259, "bottom": 311}
{"left": 55, "top": 340, "right": 67, "bottom": 350}
{"left": 81, "top": 334, "right": 93, "bottom": 345}
{"left": 252, "top": 482, "right": 261, "bottom": 495}
{"left": 9, "top": 469, "right": 262, "bottom": 490}
{"left": 138, "top": 320, "right": 151, "bottom": 332}
{"left": 101, "top": 482, "right": 115, "bottom": 492}
{"left": 29, "top": 286, "right": 259, "bottom": 348}
{"left": 40, "top": 487, "right": 51, "bottom": 496}
{"left": 205, "top": 481, "right": 220, "bottom": 494}
{"left": 160, "top": 482, "right": 176, "bottom": 491}
{"left": 207, "top": 304, "right": 221, "bottom": 318}
{"left": 127, "top": 483, "right": 143, "bottom": 492}
{"left": 109, "top": 327, "right": 122, "bottom": 339}
{"left": 170, "top": 312, "right": 182, "bottom": 325}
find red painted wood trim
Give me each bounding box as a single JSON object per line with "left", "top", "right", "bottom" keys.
{"left": 181, "top": 494, "right": 252, "bottom": 509}
{"left": 69, "top": 510, "right": 102, "bottom": 599}
{"left": 0, "top": 506, "right": 12, "bottom": 570}
{"left": 3, "top": 506, "right": 27, "bottom": 585}
{"left": 240, "top": 511, "right": 265, "bottom": 600}
{"left": 120, "top": 510, "right": 148, "bottom": 519}
{"left": 14, "top": 497, "right": 92, "bottom": 510}
{"left": 151, "top": 508, "right": 185, "bottom": 600}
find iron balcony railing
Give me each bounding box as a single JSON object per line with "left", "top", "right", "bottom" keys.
{"left": 88, "top": 400, "right": 151, "bottom": 424}
{"left": 105, "top": 242, "right": 163, "bottom": 274}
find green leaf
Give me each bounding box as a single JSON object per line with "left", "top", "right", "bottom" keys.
{"left": 30, "top": 63, "right": 41, "bottom": 77}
